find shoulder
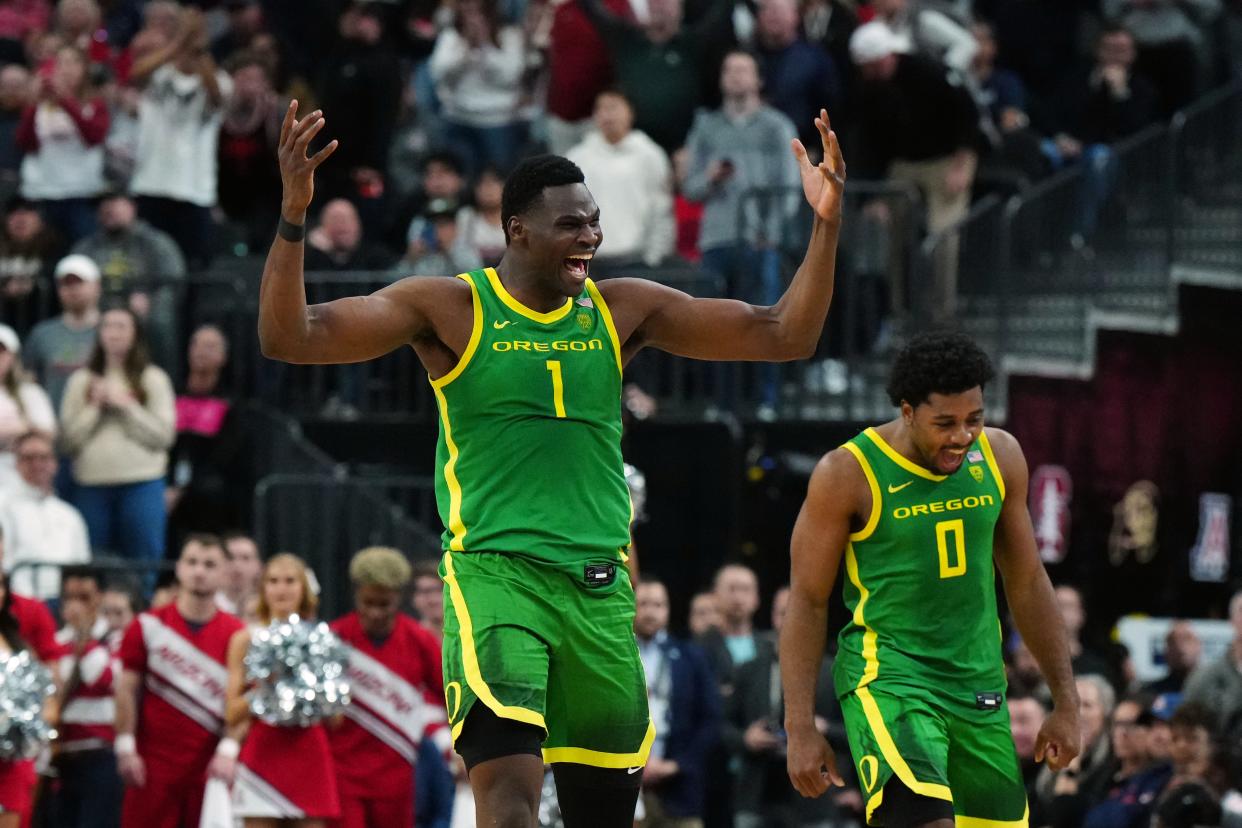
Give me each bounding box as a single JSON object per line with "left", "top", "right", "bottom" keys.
{"left": 982, "top": 427, "right": 1025, "bottom": 470}
{"left": 810, "top": 444, "right": 869, "bottom": 492}
{"left": 595, "top": 275, "right": 675, "bottom": 308}
{"left": 384, "top": 274, "right": 473, "bottom": 303}
{"left": 141, "top": 364, "right": 173, "bottom": 387}
{"left": 328, "top": 612, "right": 354, "bottom": 634}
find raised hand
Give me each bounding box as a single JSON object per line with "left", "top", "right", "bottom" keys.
{"left": 278, "top": 100, "right": 339, "bottom": 223}
{"left": 791, "top": 109, "right": 847, "bottom": 224}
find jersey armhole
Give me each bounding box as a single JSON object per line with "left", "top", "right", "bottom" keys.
{"left": 429, "top": 273, "right": 484, "bottom": 390}
{"left": 840, "top": 442, "right": 882, "bottom": 542}
{"left": 978, "top": 429, "right": 1007, "bottom": 501}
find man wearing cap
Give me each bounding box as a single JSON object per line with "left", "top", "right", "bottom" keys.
{"left": 23, "top": 253, "right": 101, "bottom": 413}
{"left": 72, "top": 191, "right": 186, "bottom": 367}
{"left": 849, "top": 20, "right": 979, "bottom": 325}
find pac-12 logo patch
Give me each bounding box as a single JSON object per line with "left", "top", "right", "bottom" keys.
{"left": 970, "top": 466, "right": 984, "bottom": 483}
{"left": 576, "top": 310, "right": 593, "bottom": 332}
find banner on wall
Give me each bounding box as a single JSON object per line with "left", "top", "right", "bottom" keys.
{"left": 1189, "top": 493, "right": 1232, "bottom": 583}
{"left": 1030, "top": 465, "right": 1072, "bottom": 564}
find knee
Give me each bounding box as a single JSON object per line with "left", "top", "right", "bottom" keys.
{"left": 473, "top": 773, "right": 540, "bottom": 827}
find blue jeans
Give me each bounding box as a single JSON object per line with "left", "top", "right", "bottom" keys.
{"left": 74, "top": 478, "right": 166, "bottom": 573}
{"left": 49, "top": 749, "right": 122, "bottom": 828}
{"left": 442, "top": 120, "right": 527, "bottom": 177}
{"left": 701, "top": 244, "right": 784, "bottom": 409}
{"left": 38, "top": 196, "right": 99, "bottom": 245}
{"left": 1075, "top": 143, "right": 1119, "bottom": 241}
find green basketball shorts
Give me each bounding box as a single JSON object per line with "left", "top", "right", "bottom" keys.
{"left": 439, "top": 549, "right": 654, "bottom": 767}
{"left": 840, "top": 684, "right": 1029, "bottom": 826}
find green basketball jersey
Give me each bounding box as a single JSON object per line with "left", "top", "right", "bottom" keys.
{"left": 833, "top": 427, "right": 1008, "bottom": 703}
{"left": 431, "top": 268, "right": 631, "bottom": 566}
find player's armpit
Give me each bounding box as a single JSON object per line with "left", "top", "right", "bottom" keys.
{"left": 601, "top": 278, "right": 808, "bottom": 364}
{"left": 262, "top": 275, "right": 460, "bottom": 365}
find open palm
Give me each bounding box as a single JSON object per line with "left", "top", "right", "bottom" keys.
{"left": 792, "top": 109, "right": 847, "bottom": 223}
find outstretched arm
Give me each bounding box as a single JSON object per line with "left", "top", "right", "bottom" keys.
{"left": 259, "top": 101, "right": 436, "bottom": 365}
{"left": 990, "top": 428, "right": 1081, "bottom": 770}
{"left": 783, "top": 448, "right": 859, "bottom": 798}
{"left": 611, "top": 110, "right": 845, "bottom": 363}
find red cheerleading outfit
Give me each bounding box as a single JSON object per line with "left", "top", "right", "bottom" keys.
{"left": 329, "top": 612, "right": 449, "bottom": 828}
{"left": 233, "top": 719, "right": 340, "bottom": 819}
{"left": 117, "top": 604, "right": 244, "bottom": 828}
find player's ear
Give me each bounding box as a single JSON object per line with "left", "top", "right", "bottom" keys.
{"left": 507, "top": 215, "right": 524, "bottom": 243}
{"left": 901, "top": 400, "right": 914, "bottom": 426}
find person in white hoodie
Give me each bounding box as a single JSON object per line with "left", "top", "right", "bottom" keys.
{"left": 566, "top": 89, "right": 675, "bottom": 268}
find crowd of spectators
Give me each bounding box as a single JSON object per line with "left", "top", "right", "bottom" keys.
{"left": 0, "top": 0, "right": 1232, "bottom": 370}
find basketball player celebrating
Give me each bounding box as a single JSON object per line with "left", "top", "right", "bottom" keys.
{"left": 781, "top": 333, "right": 1081, "bottom": 827}
{"left": 260, "top": 102, "right": 845, "bottom": 826}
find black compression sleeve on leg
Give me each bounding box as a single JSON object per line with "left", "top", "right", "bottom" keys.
{"left": 876, "top": 778, "right": 955, "bottom": 827}
{"left": 455, "top": 703, "right": 544, "bottom": 770}
{"left": 552, "top": 762, "right": 643, "bottom": 828}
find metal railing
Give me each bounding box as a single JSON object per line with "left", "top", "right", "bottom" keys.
{"left": 252, "top": 473, "right": 442, "bottom": 617}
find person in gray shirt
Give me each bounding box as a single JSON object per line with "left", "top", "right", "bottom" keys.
{"left": 23, "top": 254, "right": 101, "bottom": 413}
{"left": 684, "top": 50, "right": 801, "bottom": 412}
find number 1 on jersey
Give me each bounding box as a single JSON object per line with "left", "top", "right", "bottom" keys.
{"left": 936, "top": 519, "right": 966, "bottom": 579}
{"left": 546, "top": 360, "right": 566, "bottom": 418}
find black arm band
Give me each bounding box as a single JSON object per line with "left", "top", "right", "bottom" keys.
{"left": 277, "top": 216, "right": 305, "bottom": 243}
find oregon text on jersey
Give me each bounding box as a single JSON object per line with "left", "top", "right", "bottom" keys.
{"left": 891, "top": 494, "right": 996, "bottom": 519}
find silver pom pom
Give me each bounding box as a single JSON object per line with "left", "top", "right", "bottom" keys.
{"left": 244, "top": 615, "right": 351, "bottom": 726}
{"left": 0, "top": 651, "right": 56, "bottom": 760}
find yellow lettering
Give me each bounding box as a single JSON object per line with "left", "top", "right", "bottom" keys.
{"left": 893, "top": 506, "right": 911, "bottom": 519}
{"left": 514, "top": 341, "right": 532, "bottom": 351}
{"left": 492, "top": 341, "right": 512, "bottom": 352}
{"left": 912, "top": 505, "right": 929, "bottom": 516}
{"left": 534, "top": 342, "right": 549, "bottom": 352}
{"left": 981, "top": 495, "right": 995, "bottom": 506}
{"left": 964, "top": 496, "right": 979, "bottom": 508}
{"left": 587, "top": 339, "right": 602, "bottom": 350}
{"left": 946, "top": 499, "right": 962, "bottom": 510}
{"left": 929, "top": 501, "right": 945, "bottom": 513}
{"left": 570, "top": 341, "right": 587, "bottom": 351}
{"left": 553, "top": 341, "right": 569, "bottom": 351}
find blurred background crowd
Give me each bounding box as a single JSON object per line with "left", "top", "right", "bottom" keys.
{"left": 0, "top": 0, "right": 1238, "bottom": 826}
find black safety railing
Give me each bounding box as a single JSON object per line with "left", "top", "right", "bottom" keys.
{"left": 252, "top": 473, "right": 441, "bottom": 617}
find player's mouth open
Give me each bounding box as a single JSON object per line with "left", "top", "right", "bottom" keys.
{"left": 939, "top": 448, "right": 967, "bottom": 472}
{"left": 564, "top": 254, "right": 592, "bottom": 278}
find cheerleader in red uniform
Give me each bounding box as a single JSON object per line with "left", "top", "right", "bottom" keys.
{"left": 222, "top": 554, "right": 340, "bottom": 827}
{"left": 0, "top": 570, "right": 44, "bottom": 828}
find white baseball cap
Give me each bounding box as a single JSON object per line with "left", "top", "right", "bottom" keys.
{"left": 849, "top": 21, "right": 906, "bottom": 64}
{"left": 0, "top": 324, "right": 19, "bottom": 354}
{"left": 54, "top": 253, "right": 101, "bottom": 283}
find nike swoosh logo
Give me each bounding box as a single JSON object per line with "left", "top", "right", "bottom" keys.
{"left": 494, "top": 320, "right": 514, "bottom": 329}
{"left": 887, "top": 481, "right": 913, "bottom": 493}
{"left": 627, "top": 766, "right": 642, "bottom": 775}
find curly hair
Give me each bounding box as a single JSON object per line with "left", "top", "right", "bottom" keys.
{"left": 500, "top": 155, "right": 585, "bottom": 244}
{"left": 349, "top": 546, "right": 412, "bottom": 590}
{"left": 886, "top": 332, "right": 995, "bottom": 408}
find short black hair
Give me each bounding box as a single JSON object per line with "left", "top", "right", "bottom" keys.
{"left": 500, "top": 155, "right": 585, "bottom": 244}
{"left": 886, "top": 332, "right": 995, "bottom": 408}
{"left": 62, "top": 565, "right": 106, "bottom": 592}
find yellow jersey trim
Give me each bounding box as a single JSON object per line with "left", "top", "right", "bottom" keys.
{"left": 864, "top": 428, "right": 947, "bottom": 482}
{"left": 866, "top": 788, "right": 884, "bottom": 826}
{"left": 434, "top": 388, "right": 468, "bottom": 551}
{"left": 978, "top": 430, "right": 1006, "bottom": 501}
{"left": 844, "top": 543, "right": 879, "bottom": 687}
{"left": 542, "top": 718, "right": 656, "bottom": 768}
{"left": 585, "top": 278, "right": 623, "bottom": 376}
{"left": 841, "top": 442, "right": 882, "bottom": 542}
{"left": 956, "top": 804, "right": 1030, "bottom": 828}
{"left": 442, "top": 550, "right": 548, "bottom": 733}
{"left": 856, "top": 686, "right": 954, "bottom": 803}
{"left": 486, "top": 267, "right": 573, "bottom": 324}
{"left": 429, "top": 273, "right": 484, "bottom": 390}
